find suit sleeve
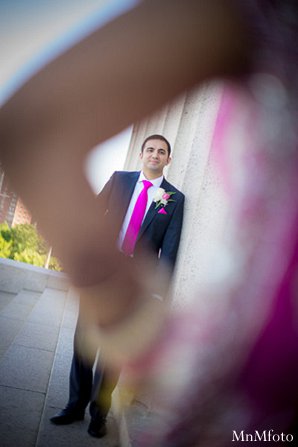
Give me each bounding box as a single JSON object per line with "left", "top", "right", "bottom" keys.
{"left": 97, "top": 171, "right": 116, "bottom": 212}
{"left": 160, "top": 194, "right": 185, "bottom": 275}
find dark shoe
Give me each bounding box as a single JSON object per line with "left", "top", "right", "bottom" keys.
{"left": 50, "top": 408, "right": 85, "bottom": 425}
{"left": 87, "top": 418, "right": 107, "bottom": 438}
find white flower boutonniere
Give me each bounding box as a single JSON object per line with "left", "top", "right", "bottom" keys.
{"left": 153, "top": 188, "right": 176, "bottom": 214}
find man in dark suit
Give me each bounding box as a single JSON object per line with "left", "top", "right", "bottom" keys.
{"left": 50, "top": 134, "right": 184, "bottom": 438}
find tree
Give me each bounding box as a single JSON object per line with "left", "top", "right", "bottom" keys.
{"left": 0, "top": 223, "right": 12, "bottom": 258}
{"left": 0, "top": 233, "right": 12, "bottom": 258}
{"left": 0, "top": 222, "right": 12, "bottom": 242}
{"left": 10, "top": 224, "right": 48, "bottom": 259}
{"left": 14, "top": 248, "right": 46, "bottom": 267}
{"left": 0, "top": 222, "right": 62, "bottom": 271}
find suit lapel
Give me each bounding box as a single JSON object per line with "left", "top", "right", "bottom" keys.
{"left": 109, "top": 172, "right": 139, "bottom": 227}
{"left": 121, "top": 172, "right": 139, "bottom": 217}
{"left": 137, "top": 202, "right": 156, "bottom": 240}
{"left": 137, "top": 178, "right": 169, "bottom": 240}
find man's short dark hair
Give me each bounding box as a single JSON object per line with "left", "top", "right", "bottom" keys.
{"left": 141, "top": 134, "right": 171, "bottom": 156}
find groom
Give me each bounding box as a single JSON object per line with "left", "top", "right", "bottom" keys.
{"left": 50, "top": 134, "right": 184, "bottom": 437}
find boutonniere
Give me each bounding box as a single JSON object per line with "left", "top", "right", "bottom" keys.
{"left": 153, "top": 188, "right": 176, "bottom": 214}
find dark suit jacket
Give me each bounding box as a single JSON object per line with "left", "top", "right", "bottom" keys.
{"left": 99, "top": 171, "right": 184, "bottom": 274}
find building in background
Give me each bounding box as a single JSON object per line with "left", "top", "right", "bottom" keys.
{"left": 12, "top": 198, "right": 32, "bottom": 227}
{"left": 0, "top": 166, "right": 31, "bottom": 227}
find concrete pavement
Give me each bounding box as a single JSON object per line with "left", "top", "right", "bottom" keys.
{"left": 0, "top": 286, "right": 119, "bottom": 447}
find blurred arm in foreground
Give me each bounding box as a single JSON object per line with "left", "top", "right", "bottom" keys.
{"left": 0, "top": 0, "right": 249, "bottom": 296}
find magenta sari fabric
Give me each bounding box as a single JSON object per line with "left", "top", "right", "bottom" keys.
{"left": 126, "top": 2, "right": 298, "bottom": 446}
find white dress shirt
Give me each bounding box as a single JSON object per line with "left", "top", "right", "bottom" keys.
{"left": 118, "top": 171, "right": 163, "bottom": 247}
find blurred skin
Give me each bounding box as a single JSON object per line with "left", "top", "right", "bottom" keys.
{"left": 0, "top": 0, "right": 251, "bottom": 330}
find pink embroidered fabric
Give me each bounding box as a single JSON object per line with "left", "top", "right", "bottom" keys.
{"left": 162, "top": 2, "right": 298, "bottom": 445}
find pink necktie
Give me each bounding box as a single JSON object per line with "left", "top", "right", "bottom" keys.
{"left": 122, "top": 180, "right": 153, "bottom": 255}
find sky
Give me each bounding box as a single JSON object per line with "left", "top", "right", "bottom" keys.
{"left": 0, "top": 0, "right": 137, "bottom": 192}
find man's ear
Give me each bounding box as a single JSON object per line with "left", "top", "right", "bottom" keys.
{"left": 167, "top": 156, "right": 172, "bottom": 165}
{"left": 139, "top": 151, "right": 143, "bottom": 160}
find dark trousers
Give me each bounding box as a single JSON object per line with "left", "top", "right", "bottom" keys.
{"left": 67, "top": 320, "right": 120, "bottom": 421}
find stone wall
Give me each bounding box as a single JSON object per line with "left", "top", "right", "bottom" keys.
{"left": 0, "top": 257, "right": 69, "bottom": 293}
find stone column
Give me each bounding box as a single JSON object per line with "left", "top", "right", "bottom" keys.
{"left": 124, "top": 82, "right": 228, "bottom": 307}
{"left": 115, "top": 82, "right": 233, "bottom": 444}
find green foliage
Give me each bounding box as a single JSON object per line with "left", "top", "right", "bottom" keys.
{"left": 14, "top": 248, "right": 46, "bottom": 267}
{"left": 48, "top": 256, "right": 63, "bottom": 272}
{"left": 10, "top": 224, "right": 48, "bottom": 259}
{"left": 0, "top": 222, "right": 12, "bottom": 242}
{"left": 0, "top": 233, "right": 12, "bottom": 258}
{"left": 0, "top": 222, "right": 62, "bottom": 271}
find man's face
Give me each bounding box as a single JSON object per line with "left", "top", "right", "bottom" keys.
{"left": 140, "top": 139, "right": 171, "bottom": 176}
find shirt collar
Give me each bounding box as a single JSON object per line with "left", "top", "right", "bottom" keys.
{"left": 138, "top": 171, "right": 163, "bottom": 188}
